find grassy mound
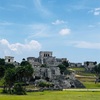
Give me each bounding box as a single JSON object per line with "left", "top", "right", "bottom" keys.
{"left": 68, "top": 67, "right": 100, "bottom": 89}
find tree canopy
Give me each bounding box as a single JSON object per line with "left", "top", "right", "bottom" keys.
{"left": 94, "top": 63, "right": 100, "bottom": 76}
{"left": 1, "top": 59, "right": 34, "bottom": 95}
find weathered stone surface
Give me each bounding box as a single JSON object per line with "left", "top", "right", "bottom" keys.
{"left": 27, "top": 51, "right": 85, "bottom": 89}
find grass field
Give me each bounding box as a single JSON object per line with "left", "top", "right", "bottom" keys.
{"left": 0, "top": 91, "right": 100, "bottom": 100}
{"left": 68, "top": 67, "right": 100, "bottom": 89}
{"left": 82, "top": 82, "right": 100, "bottom": 89}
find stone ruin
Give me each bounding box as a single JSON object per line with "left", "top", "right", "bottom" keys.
{"left": 27, "top": 51, "right": 85, "bottom": 90}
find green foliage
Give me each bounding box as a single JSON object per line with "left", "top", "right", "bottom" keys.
{"left": 20, "top": 60, "right": 30, "bottom": 66}
{"left": 62, "top": 61, "right": 69, "bottom": 67}
{"left": 4, "top": 68, "right": 16, "bottom": 84}
{"left": 13, "top": 83, "right": 26, "bottom": 95}
{"left": 5, "top": 63, "right": 15, "bottom": 69}
{"left": 15, "top": 64, "right": 33, "bottom": 83}
{"left": 41, "top": 64, "right": 47, "bottom": 67}
{"left": 0, "top": 65, "right": 5, "bottom": 78}
{"left": 38, "top": 81, "right": 53, "bottom": 87}
{"left": 93, "top": 63, "right": 100, "bottom": 76}
{"left": 0, "top": 78, "right": 5, "bottom": 86}
{"left": 85, "top": 61, "right": 89, "bottom": 66}
{"left": 15, "top": 66, "right": 25, "bottom": 82}
{"left": 3, "top": 68, "right": 16, "bottom": 94}
{"left": 0, "top": 58, "right": 5, "bottom": 66}
{"left": 1, "top": 60, "right": 33, "bottom": 95}
{"left": 57, "top": 61, "right": 70, "bottom": 74}
{"left": 57, "top": 64, "right": 66, "bottom": 74}
{"left": 0, "top": 58, "right": 5, "bottom": 78}
{"left": 38, "top": 82, "right": 47, "bottom": 87}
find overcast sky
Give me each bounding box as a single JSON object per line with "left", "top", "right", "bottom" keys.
{"left": 0, "top": 0, "right": 100, "bottom": 63}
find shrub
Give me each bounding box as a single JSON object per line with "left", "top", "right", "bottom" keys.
{"left": 13, "top": 83, "right": 26, "bottom": 95}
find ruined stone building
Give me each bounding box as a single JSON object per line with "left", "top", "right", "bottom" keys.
{"left": 27, "top": 51, "right": 68, "bottom": 80}
{"left": 27, "top": 51, "right": 67, "bottom": 67}
{"left": 84, "top": 61, "right": 97, "bottom": 71}
{"left": 3, "top": 52, "right": 85, "bottom": 89}
{"left": 5, "top": 56, "right": 19, "bottom": 66}
{"left": 5, "top": 56, "right": 14, "bottom": 64}
{"left": 69, "top": 62, "right": 82, "bottom": 67}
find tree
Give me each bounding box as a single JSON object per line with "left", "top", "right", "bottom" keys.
{"left": 20, "top": 60, "right": 29, "bottom": 66}
{"left": 86, "top": 61, "right": 89, "bottom": 66}
{"left": 41, "top": 64, "right": 47, "bottom": 67}
{"left": 15, "top": 66, "right": 25, "bottom": 82}
{"left": 3, "top": 68, "right": 16, "bottom": 94}
{"left": 2, "top": 59, "right": 33, "bottom": 95}
{"left": 57, "top": 64, "right": 66, "bottom": 74}
{"left": 94, "top": 63, "right": 100, "bottom": 83}
{"left": 94, "top": 63, "right": 100, "bottom": 76}
{"left": 0, "top": 58, "right": 5, "bottom": 78}
{"left": 94, "top": 61, "right": 97, "bottom": 65}
{"left": 5, "top": 63, "right": 15, "bottom": 70}
{"left": 0, "top": 58, "right": 5, "bottom": 66}
{"left": 13, "top": 83, "right": 26, "bottom": 95}
{"left": 17, "top": 60, "right": 34, "bottom": 83}
{"left": 62, "top": 61, "right": 69, "bottom": 68}
{"left": 57, "top": 61, "right": 70, "bottom": 75}
{"left": 0, "top": 65, "right": 5, "bottom": 78}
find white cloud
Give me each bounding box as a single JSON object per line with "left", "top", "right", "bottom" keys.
{"left": 90, "top": 7, "right": 100, "bottom": 16}
{"left": 70, "top": 41, "right": 100, "bottom": 49}
{"left": 0, "top": 39, "right": 41, "bottom": 55}
{"left": 59, "top": 28, "right": 71, "bottom": 36}
{"left": 94, "top": 11, "right": 100, "bottom": 15}
{"left": 33, "top": 0, "right": 51, "bottom": 16}
{"left": 95, "top": 8, "right": 100, "bottom": 11}
{"left": 27, "top": 24, "right": 51, "bottom": 39}
{"left": 52, "top": 20, "right": 65, "bottom": 25}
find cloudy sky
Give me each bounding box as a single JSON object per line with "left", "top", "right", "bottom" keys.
{"left": 0, "top": 0, "right": 100, "bottom": 63}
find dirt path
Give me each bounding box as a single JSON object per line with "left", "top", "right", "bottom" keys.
{"left": 63, "top": 89, "right": 100, "bottom": 91}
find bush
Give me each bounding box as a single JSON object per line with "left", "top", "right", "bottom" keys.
{"left": 13, "top": 83, "right": 26, "bottom": 95}
{"left": 38, "top": 82, "right": 47, "bottom": 87}
{"left": 38, "top": 81, "right": 53, "bottom": 88}
{"left": 2, "top": 89, "right": 8, "bottom": 94}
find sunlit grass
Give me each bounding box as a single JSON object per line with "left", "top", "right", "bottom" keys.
{"left": 82, "top": 82, "right": 100, "bottom": 89}
{"left": 68, "top": 67, "right": 85, "bottom": 71}
{"left": 0, "top": 91, "right": 100, "bottom": 100}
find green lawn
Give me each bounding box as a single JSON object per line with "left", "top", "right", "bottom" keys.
{"left": 82, "top": 82, "right": 100, "bottom": 89}
{"left": 69, "top": 67, "right": 100, "bottom": 89}
{"left": 0, "top": 78, "right": 4, "bottom": 86}
{"left": 0, "top": 91, "right": 100, "bottom": 100}
{"left": 68, "top": 67, "right": 85, "bottom": 71}
{"left": 68, "top": 67, "right": 95, "bottom": 76}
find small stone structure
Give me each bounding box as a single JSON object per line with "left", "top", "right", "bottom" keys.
{"left": 5, "top": 56, "right": 14, "bottom": 63}
{"left": 69, "top": 62, "right": 82, "bottom": 67}
{"left": 84, "top": 61, "right": 97, "bottom": 71}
